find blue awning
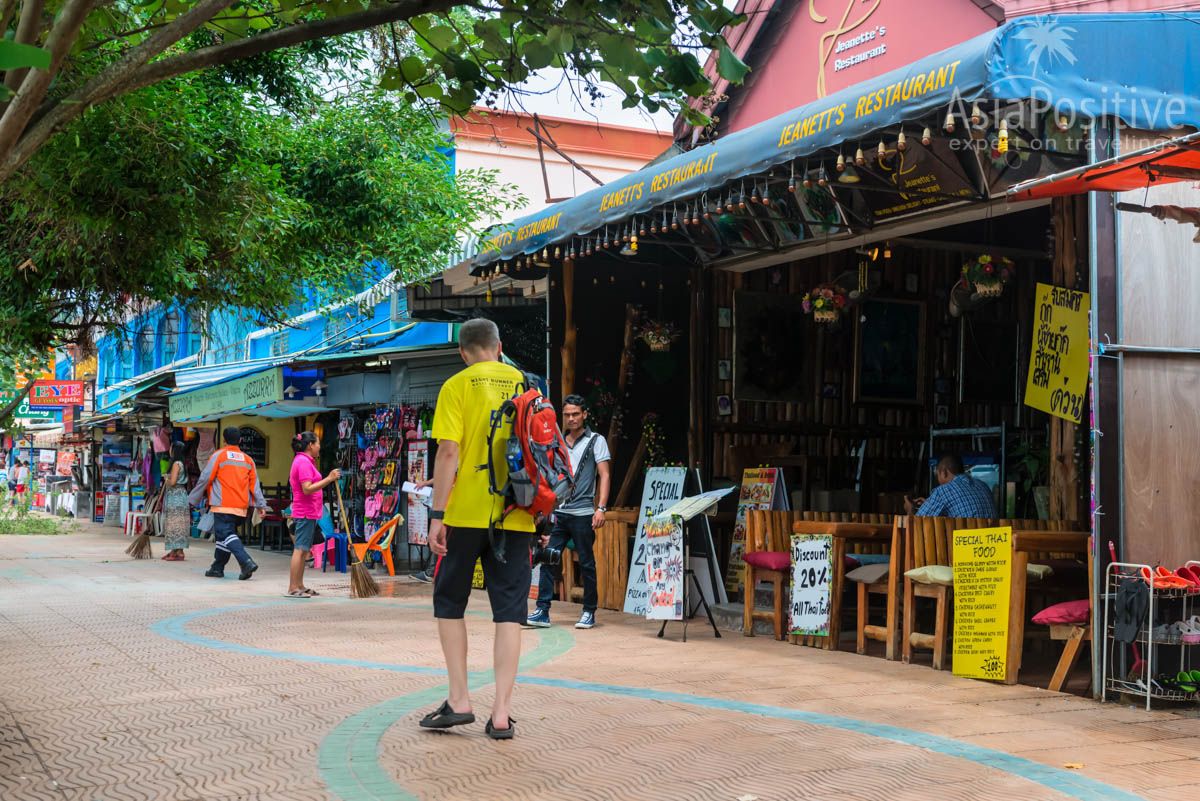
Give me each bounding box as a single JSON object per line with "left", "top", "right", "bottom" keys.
{"left": 472, "top": 12, "right": 1200, "bottom": 269}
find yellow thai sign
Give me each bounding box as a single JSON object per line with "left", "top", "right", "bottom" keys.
{"left": 1025, "top": 283, "right": 1090, "bottom": 423}
{"left": 952, "top": 526, "right": 1012, "bottom": 681}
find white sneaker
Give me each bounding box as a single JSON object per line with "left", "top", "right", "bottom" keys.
{"left": 575, "top": 611, "right": 595, "bottom": 629}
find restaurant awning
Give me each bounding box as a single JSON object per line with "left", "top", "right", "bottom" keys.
{"left": 471, "top": 12, "right": 1200, "bottom": 271}
{"left": 1006, "top": 130, "right": 1200, "bottom": 200}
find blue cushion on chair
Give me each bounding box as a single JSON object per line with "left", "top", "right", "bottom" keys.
{"left": 850, "top": 553, "right": 890, "bottom": 565}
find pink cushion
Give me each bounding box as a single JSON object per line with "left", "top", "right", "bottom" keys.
{"left": 744, "top": 551, "right": 791, "bottom": 572}
{"left": 1032, "top": 599, "right": 1090, "bottom": 626}
{"left": 844, "top": 555, "right": 861, "bottom": 571}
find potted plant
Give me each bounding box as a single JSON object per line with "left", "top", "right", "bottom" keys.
{"left": 1011, "top": 441, "right": 1050, "bottom": 519}
{"left": 637, "top": 318, "right": 680, "bottom": 352}
{"left": 961, "top": 254, "right": 1014, "bottom": 298}
{"left": 802, "top": 283, "right": 847, "bottom": 324}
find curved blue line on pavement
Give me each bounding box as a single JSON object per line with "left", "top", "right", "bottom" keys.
{"left": 152, "top": 603, "right": 1147, "bottom": 801}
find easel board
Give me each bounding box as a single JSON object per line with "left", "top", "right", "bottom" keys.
{"left": 726, "top": 467, "right": 789, "bottom": 596}
{"left": 623, "top": 466, "right": 687, "bottom": 615}
{"left": 790, "top": 533, "right": 833, "bottom": 637}
{"left": 644, "top": 516, "right": 685, "bottom": 621}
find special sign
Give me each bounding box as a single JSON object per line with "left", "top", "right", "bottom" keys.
{"left": 644, "top": 516, "right": 685, "bottom": 621}
{"left": 1025, "top": 283, "right": 1090, "bottom": 423}
{"left": 952, "top": 526, "right": 1013, "bottom": 681}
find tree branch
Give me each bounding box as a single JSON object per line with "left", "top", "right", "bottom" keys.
{"left": 0, "top": 0, "right": 95, "bottom": 168}
{"left": 0, "top": 0, "right": 18, "bottom": 38}
{"left": 0, "top": 0, "right": 234, "bottom": 182}
{"left": 123, "top": 0, "right": 458, "bottom": 94}
{"left": 4, "top": 0, "right": 45, "bottom": 93}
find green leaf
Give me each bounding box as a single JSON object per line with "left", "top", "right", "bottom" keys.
{"left": 0, "top": 40, "right": 51, "bottom": 71}
{"left": 716, "top": 43, "right": 751, "bottom": 84}
{"left": 398, "top": 55, "right": 426, "bottom": 83}
{"left": 415, "top": 82, "right": 444, "bottom": 100}
{"left": 522, "top": 39, "right": 555, "bottom": 70}
{"left": 422, "top": 25, "right": 457, "bottom": 52}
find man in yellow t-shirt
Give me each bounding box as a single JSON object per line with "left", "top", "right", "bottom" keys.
{"left": 419, "top": 318, "right": 535, "bottom": 741}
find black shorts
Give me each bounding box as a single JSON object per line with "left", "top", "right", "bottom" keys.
{"left": 433, "top": 527, "right": 532, "bottom": 624}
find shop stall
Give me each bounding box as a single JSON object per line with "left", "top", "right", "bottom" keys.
{"left": 463, "top": 13, "right": 1200, "bottom": 696}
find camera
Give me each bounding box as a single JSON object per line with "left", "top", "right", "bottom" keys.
{"left": 530, "top": 543, "right": 562, "bottom": 567}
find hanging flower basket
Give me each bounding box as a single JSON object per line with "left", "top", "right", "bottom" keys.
{"left": 962, "top": 254, "right": 1014, "bottom": 298}
{"left": 637, "top": 319, "right": 679, "bottom": 352}
{"left": 803, "top": 284, "right": 847, "bottom": 324}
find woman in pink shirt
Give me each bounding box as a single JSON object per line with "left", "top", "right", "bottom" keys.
{"left": 287, "top": 431, "right": 339, "bottom": 598}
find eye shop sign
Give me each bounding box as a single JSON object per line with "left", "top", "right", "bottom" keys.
{"left": 169, "top": 368, "right": 285, "bottom": 422}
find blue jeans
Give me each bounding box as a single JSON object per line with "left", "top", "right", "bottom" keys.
{"left": 537, "top": 513, "right": 596, "bottom": 613}
{"left": 210, "top": 512, "right": 254, "bottom": 573}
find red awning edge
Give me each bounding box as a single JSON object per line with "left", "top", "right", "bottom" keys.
{"left": 1007, "top": 130, "right": 1200, "bottom": 201}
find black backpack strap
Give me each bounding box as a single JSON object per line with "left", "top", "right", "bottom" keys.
{"left": 486, "top": 399, "right": 514, "bottom": 497}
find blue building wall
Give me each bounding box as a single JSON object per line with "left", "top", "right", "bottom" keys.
{"left": 94, "top": 266, "right": 411, "bottom": 414}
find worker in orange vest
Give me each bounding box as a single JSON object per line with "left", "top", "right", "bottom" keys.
{"left": 189, "top": 426, "right": 268, "bottom": 580}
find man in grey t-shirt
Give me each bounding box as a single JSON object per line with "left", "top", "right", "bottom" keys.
{"left": 526, "top": 394, "right": 611, "bottom": 630}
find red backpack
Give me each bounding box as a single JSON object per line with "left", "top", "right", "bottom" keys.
{"left": 487, "top": 379, "right": 573, "bottom": 530}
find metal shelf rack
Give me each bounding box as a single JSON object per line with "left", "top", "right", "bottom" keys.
{"left": 1102, "top": 561, "right": 1200, "bottom": 711}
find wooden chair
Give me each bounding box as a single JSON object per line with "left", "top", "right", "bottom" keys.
{"left": 902, "top": 516, "right": 992, "bottom": 669}
{"left": 743, "top": 510, "right": 802, "bottom": 640}
{"left": 1039, "top": 538, "right": 1094, "bottom": 692}
{"left": 854, "top": 516, "right": 904, "bottom": 659}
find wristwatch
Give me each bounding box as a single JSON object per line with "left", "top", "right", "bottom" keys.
{"left": 429, "top": 510, "right": 445, "bottom": 520}
{"left": 597, "top": 506, "right": 607, "bottom": 512}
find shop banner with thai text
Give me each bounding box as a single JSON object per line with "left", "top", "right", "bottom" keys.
{"left": 952, "top": 526, "right": 1013, "bottom": 681}
{"left": 727, "top": 467, "right": 789, "bottom": 597}
{"left": 1025, "top": 283, "right": 1089, "bottom": 423}
{"left": 623, "top": 466, "right": 687, "bottom": 615}
{"left": 790, "top": 533, "right": 833, "bottom": 636}
{"left": 644, "top": 516, "right": 685, "bottom": 621}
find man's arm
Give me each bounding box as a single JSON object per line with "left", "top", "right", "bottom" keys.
{"left": 188, "top": 455, "right": 217, "bottom": 507}
{"left": 427, "top": 440, "right": 459, "bottom": 556}
{"left": 251, "top": 471, "right": 267, "bottom": 509}
{"left": 593, "top": 460, "right": 611, "bottom": 529}
{"left": 915, "top": 485, "right": 946, "bottom": 517}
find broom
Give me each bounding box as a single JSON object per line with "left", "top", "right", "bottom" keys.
{"left": 125, "top": 484, "right": 163, "bottom": 559}
{"left": 336, "top": 481, "right": 378, "bottom": 598}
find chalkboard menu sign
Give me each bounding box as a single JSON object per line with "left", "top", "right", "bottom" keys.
{"left": 239, "top": 426, "right": 268, "bottom": 468}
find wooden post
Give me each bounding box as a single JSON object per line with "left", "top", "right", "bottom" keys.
{"left": 688, "top": 267, "right": 701, "bottom": 470}
{"left": 614, "top": 431, "right": 648, "bottom": 507}
{"left": 608, "top": 303, "right": 639, "bottom": 463}
{"left": 560, "top": 258, "right": 576, "bottom": 400}
{"left": 1050, "top": 197, "right": 1082, "bottom": 523}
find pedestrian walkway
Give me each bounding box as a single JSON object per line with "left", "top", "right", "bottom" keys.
{"left": 2, "top": 522, "right": 1198, "bottom": 801}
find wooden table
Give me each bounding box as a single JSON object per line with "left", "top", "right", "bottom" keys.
{"left": 792, "top": 520, "right": 895, "bottom": 651}
{"left": 1004, "top": 529, "right": 1090, "bottom": 684}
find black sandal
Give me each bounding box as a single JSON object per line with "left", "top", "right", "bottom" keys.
{"left": 485, "top": 716, "right": 515, "bottom": 740}
{"left": 419, "top": 700, "right": 475, "bottom": 729}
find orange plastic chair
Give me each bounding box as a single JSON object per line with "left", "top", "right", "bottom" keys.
{"left": 353, "top": 514, "right": 400, "bottom": 576}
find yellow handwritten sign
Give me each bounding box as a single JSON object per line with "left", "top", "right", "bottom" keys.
{"left": 952, "top": 526, "right": 1012, "bottom": 681}
{"left": 1025, "top": 283, "right": 1090, "bottom": 423}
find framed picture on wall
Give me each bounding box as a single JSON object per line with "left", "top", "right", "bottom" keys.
{"left": 733, "top": 291, "right": 810, "bottom": 403}
{"left": 958, "top": 315, "right": 1019, "bottom": 403}
{"left": 717, "top": 395, "right": 733, "bottom": 416}
{"left": 717, "top": 360, "right": 732, "bottom": 381}
{"left": 238, "top": 426, "right": 268, "bottom": 468}
{"left": 853, "top": 298, "right": 926, "bottom": 404}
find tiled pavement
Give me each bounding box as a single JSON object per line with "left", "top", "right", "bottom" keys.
{"left": 3, "top": 522, "right": 1200, "bottom": 801}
